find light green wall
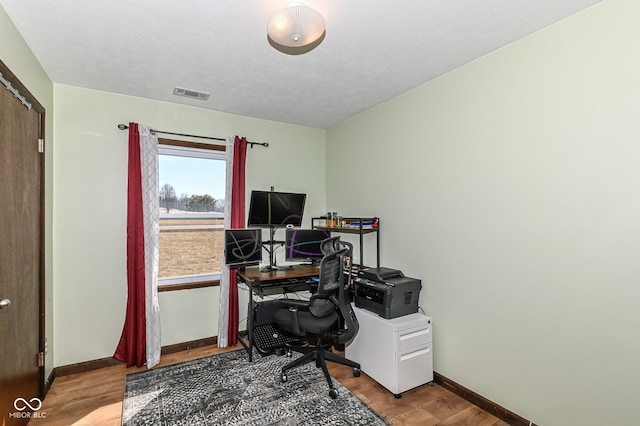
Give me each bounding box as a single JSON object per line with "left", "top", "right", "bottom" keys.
{"left": 1, "top": 5, "right": 55, "bottom": 385}
{"left": 327, "top": 1, "right": 639, "bottom": 425}
{"left": 52, "top": 84, "right": 326, "bottom": 366}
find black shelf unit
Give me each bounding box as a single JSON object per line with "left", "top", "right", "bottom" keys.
{"left": 311, "top": 217, "right": 380, "bottom": 268}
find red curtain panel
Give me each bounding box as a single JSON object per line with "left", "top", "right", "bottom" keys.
{"left": 114, "top": 122, "right": 147, "bottom": 367}
{"left": 227, "top": 136, "right": 247, "bottom": 345}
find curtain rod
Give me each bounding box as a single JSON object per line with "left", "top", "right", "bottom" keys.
{"left": 117, "top": 124, "right": 269, "bottom": 148}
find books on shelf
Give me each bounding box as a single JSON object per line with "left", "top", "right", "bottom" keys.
{"left": 341, "top": 218, "right": 378, "bottom": 229}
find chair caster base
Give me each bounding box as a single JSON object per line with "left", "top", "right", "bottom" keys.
{"left": 329, "top": 388, "right": 338, "bottom": 399}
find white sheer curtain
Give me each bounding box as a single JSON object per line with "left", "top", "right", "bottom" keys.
{"left": 139, "top": 124, "right": 161, "bottom": 367}
{"left": 217, "top": 136, "right": 235, "bottom": 347}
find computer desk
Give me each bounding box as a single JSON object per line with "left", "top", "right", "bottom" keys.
{"left": 236, "top": 264, "right": 319, "bottom": 361}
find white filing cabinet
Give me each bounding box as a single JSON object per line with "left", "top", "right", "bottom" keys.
{"left": 346, "top": 305, "right": 433, "bottom": 397}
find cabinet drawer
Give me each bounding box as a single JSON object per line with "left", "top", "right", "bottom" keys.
{"left": 396, "top": 324, "right": 431, "bottom": 352}
{"left": 395, "top": 344, "right": 433, "bottom": 393}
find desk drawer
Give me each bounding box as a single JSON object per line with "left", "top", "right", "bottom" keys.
{"left": 396, "top": 324, "right": 431, "bottom": 352}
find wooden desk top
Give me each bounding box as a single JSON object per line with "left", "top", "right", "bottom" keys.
{"left": 237, "top": 264, "right": 319, "bottom": 283}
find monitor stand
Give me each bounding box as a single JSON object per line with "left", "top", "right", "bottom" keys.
{"left": 261, "top": 225, "right": 290, "bottom": 272}
{"left": 260, "top": 264, "right": 278, "bottom": 272}
{"left": 260, "top": 264, "right": 295, "bottom": 272}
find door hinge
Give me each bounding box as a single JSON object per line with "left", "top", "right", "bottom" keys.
{"left": 37, "top": 352, "right": 44, "bottom": 367}
{"left": 38, "top": 138, "right": 44, "bottom": 153}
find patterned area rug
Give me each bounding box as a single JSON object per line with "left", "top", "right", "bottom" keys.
{"left": 122, "top": 349, "right": 389, "bottom": 425}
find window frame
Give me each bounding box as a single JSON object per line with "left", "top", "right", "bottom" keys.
{"left": 156, "top": 138, "right": 226, "bottom": 292}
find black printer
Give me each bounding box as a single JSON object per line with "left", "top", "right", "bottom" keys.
{"left": 353, "top": 267, "right": 421, "bottom": 319}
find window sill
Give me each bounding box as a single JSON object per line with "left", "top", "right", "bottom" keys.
{"left": 158, "top": 279, "right": 220, "bottom": 292}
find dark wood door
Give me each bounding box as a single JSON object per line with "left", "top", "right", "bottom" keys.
{"left": 0, "top": 62, "right": 45, "bottom": 424}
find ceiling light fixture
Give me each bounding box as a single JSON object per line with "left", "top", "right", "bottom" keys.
{"left": 267, "top": 1, "right": 326, "bottom": 55}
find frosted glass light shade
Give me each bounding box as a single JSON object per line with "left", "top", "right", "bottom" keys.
{"left": 267, "top": 4, "right": 325, "bottom": 48}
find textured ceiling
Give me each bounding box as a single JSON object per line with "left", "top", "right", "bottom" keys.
{"left": 1, "top": 0, "right": 603, "bottom": 129}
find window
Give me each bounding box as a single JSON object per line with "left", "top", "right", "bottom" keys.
{"left": 157, "top": 139, "right": 226, "bottom": 289}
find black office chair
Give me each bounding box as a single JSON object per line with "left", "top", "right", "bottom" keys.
{"left": 272, "top": 236, "right": 361, "bottom": 399}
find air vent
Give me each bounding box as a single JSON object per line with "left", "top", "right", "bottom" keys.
{"left": 173, "top": 87, "right": 210, "bottom": 101}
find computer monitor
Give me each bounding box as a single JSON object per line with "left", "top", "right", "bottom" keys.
{"left": 224, "top": 229, "right": 262, "bottom": 269}
{"left": 285, "top": 229, "right": 331, "bottom": 263}
{"left": 247, "top": 190, "right": 306, "bottom": 227}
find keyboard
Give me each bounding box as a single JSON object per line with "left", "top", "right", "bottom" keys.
{"left": 257, "top": 276, "right": 310, "bottom": 289}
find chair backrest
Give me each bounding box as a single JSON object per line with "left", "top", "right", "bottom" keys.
{"left": 331, "top": 240, "right": 359, "bottom": 345}
{"left": 320, "top": 236, "right": 341, "bottom": 255}
{"left": 309, "top": 245, "right": 346, "bottom": 318}
{"left": 310, "top": 237, "right": 359, "bottom": 345}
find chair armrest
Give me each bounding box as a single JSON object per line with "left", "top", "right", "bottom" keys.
{"left": 278, "top": 301, "right": 307, "bottom": 336}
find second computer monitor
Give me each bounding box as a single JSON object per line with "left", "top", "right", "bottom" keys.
{"left": 224, "top": 229, "right": 262, "bottom": 269}
{"left": 285, "top": 229, "right": 331, "bottom": 263}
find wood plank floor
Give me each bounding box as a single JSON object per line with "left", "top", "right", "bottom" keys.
{"left": 29, "top": 344, "right": 509, "bottom": 426}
